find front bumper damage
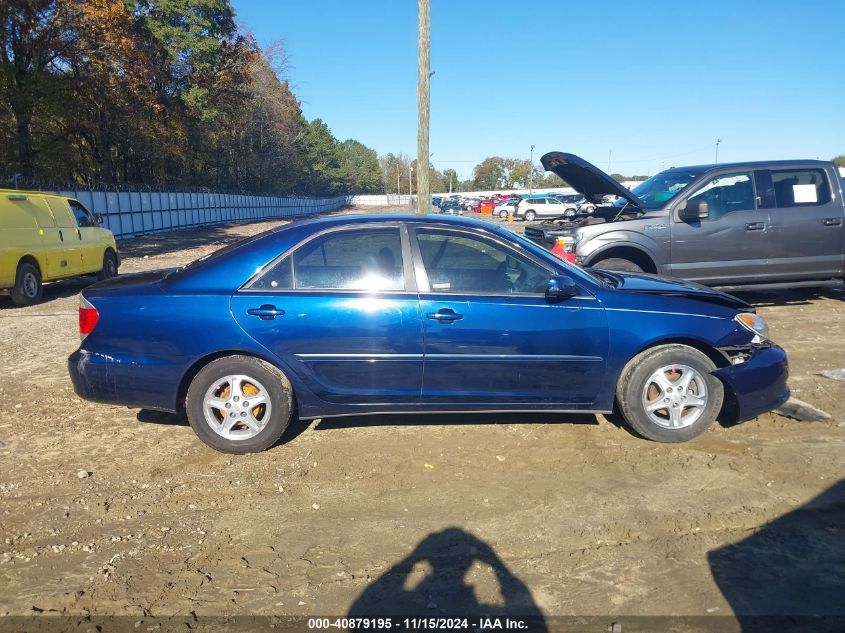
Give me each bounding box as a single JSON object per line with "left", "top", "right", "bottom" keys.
{"left": 712, "top": 345, "right": 789, "bottom": 421}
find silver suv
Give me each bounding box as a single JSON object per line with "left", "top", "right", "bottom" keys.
{"left": 525, "top": 152, "right": 845, "bottom": 290}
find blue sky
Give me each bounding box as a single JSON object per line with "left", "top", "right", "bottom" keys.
{"left": 232, "top": 0, "right": 845, "bottom": 180}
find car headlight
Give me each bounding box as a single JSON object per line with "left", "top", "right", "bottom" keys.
{"left": 735, "top": 312, "right": 770, "bottom": 341}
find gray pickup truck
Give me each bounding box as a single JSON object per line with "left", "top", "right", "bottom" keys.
{"left": 524, "top": 152, "right": 845, "bottom": 290}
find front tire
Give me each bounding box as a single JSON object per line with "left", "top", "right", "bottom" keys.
{"left": 11, "top": 262, "right": 43, "bottom": 306}
{"left": 186, "top": 355, "right": 294, "bottom": 453}
{"left": 524, "top": 210, "right": 536, "bottom": 222}
{"left": 593, "top": 257, "right": 643, "bottom": 273}
{"left": 616, "top": 344, "right": 724, "bottom": 442}
{"left": 97, "top": 250, "right": 118, "bottom": 281}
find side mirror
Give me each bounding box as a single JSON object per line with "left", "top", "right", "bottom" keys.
{"left": 678, "top": 199, "right": 709, "bottom": 222}
{"left": 545, "top": 275, "right": 578, "bottom": 303}
{"left": 94, "top": 213, "right": 103, "bottom": 225}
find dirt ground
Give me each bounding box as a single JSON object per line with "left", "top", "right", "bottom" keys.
{"left": 1, "top": 206, "right": 844, "bottom": 631}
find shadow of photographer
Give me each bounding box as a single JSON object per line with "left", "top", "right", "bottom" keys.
{"left": 348, "top": 527, "right": 546, "bottom": 629}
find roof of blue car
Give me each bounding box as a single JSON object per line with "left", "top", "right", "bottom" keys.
{"left": 275, "top": 212, "right": 498, "bottom": 231}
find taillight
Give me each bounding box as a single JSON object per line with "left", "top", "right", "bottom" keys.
{"left": 79, "top": 296, "right": 99, "bottom": 340}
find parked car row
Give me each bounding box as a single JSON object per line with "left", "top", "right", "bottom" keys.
{"left": 436, "top": 191, "right": 597, "bottom": 220}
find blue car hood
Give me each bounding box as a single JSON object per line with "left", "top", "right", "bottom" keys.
{"left": 602, "top": 271, "right": 751, "bottom": 310}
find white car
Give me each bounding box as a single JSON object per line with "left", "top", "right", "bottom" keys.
{"left": 514, "top": 196, "right": 570, "bottom": 221}
{"left": 493, "top": 201, "right": 518, "bottom": 218}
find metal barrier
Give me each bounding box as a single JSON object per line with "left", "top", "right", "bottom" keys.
{"left": 53, "top": 188, "right": 349, "bottom": 239}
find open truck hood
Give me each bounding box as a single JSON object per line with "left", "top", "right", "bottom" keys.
{"left": 540, "top": 152, "right": 642, "bottom": 208}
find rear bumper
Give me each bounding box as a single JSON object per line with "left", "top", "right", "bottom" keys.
{"left": 712, "top": 345, "right": 790, "bottom": 421}
{"left": 68, "top": 348, "right": 178, "bottom": 412}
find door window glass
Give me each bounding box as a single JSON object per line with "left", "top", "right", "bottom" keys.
{"left": 686, "top": 172, "right": 754, "bottom": 221}
{"left": 293, "top": 228, "right": 404, "bottom": 291}
{"left": 416, "top": 229, "right": 550, "bottom": 295}
{"left": 68, "top": 200, "right": 92, "bottom": 226}
{"left": 770, "top": 168, "right": 831, "bottom": 207}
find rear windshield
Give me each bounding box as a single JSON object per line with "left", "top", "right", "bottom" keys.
{"left": 624, "top": 168, "right": 706, "bottom": 210}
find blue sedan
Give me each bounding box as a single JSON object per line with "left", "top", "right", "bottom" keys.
{"left": 68, "top": 214, "right": 789, "bottom": 453}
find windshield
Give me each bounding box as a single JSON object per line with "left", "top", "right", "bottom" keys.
{"left": 616, "top": 168, "right": 705, "bottom": 210}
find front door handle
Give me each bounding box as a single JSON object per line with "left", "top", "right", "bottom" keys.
{"left": 247, "top": 304, "right": 284, "bottom": 320}
{"left": 745, "top": 222, "right": 765, "bottom": 231}
{"left": 426, "top": 308, "right": 463, "bottom": 323}
{"left": 823, "top": 217, "right": 842, "bottom": 227}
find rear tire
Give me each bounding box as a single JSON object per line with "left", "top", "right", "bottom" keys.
{"left": 593, "top": 257, "right": 643, "bottom": 273}
{"left": 498, "top": 209, "right": 508, "bottom": 219}
{"left": 524, "top": 210, "right": 536, "bottom": 222}
{"left": 11, "top": 262, "right": 43, "bottom": 306}
{"left": 97, "top": 251, "right": 118, "bottom": 281}
{"left": 616, "top": 344, "right": 724, "bottom": 442}
{"left": 186, "top": 355, "right": 294, "bottom": 454}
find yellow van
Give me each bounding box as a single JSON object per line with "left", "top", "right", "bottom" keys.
{"left": 1, "top": 190, "right": 119, "bottom": 306}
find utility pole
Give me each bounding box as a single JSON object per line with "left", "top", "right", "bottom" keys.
{"left": 416, "top": 0, "right": 430, "bottom": 215}
{"left": 715, "top": 138, "right": 723, "bottom": 164}
{"left": 529, "top": 144, "right": 535, "bottom": 193}
{"left": 397, "top": 170, "right": 401, "bottom": 203}
{"left": 607, "top": 149, "right": 612, "bottom": 173}
{"left": 409, "top": 165, "right": 414, "bottom": 198}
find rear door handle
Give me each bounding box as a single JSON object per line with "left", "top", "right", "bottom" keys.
{"left": 247, "top": 304, "right": 284, "bottom": 320}
{"left": 745, "top": 222, "right": 765, "bottom": 231}
{"left": 823, "top": 217, "right": 842, "bottom": 226}
{"left": 426, "top": 308, "right": 463, "bottom": 323}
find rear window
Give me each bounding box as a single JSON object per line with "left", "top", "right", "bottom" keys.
{"left": 770, "top": 168, "right": 831, "bottom": 207}
{"left": 293, "top": 228, "right": 404, "bottom": 291}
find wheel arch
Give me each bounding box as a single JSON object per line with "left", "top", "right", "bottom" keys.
{"left": 585, "top": 244, "right": 658, "bottom": 273}
{"left": 620, "top": 336, "right": 738, "bottom": 420}
{"left": 17, "top": 254, "right": 43, "bottom": 276}
{"left": 176, "top": 349, "right": 300, "bottom": 415}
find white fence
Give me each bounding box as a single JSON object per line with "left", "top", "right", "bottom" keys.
{"left": 349, "top": 194, "right": 414, "bottom": 206}
{"left": 54, "top": 189, "right": 349, "bottom": 239}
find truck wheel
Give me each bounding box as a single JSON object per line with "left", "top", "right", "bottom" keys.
{"left": 616, "top": 344, "right": 724, "bottom": 442}
{"left": 593, "top": 257, "right": 643, "bottom": 273}
{"left": 11, "top": 262, "right": 43, "bottom": 306}
{"left": 186, "top": 355, "right": 294, "bottom": 454}
{"left": 524, "top": 210, "right": 536, "bottom": 222}
{"left": 97, "top": 251, "right": 118, "bottom": 281}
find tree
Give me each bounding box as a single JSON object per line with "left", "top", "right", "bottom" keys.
{"left": 338, "top": 139, "right": 382, "bottom": 193}
{"left": 471, "top": 156, "right": 545, "bottom": 190}
{"left": 379, "top": 152, "right": 412, "bottom": 195}
{"left": 0, "top": 0, "right": 76, "bottom": 179}
{"left": 442, "top": 168, "right": 459, "bottom": 193}
{"left": 298, "top": 118, "right": 344, "bottom": 195}
{"left": 833, "top": 156, "right": 845, "bottom": 168}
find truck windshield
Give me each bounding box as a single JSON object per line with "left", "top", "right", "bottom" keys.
{"left": 619, "top": 168, "right": 704, "bottom": 210}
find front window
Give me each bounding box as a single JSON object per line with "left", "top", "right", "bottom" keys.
{"left": 685, "top": 172, "right": 754, "bottom": 220}
{"left": 625, "top": 169, "right": 704, "bottom": 210}
{"left": 415, "top": 229, "right": 550, "bottom": 295}
{"left": 68, "top": 200, "right": 92, "bottom": 225}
